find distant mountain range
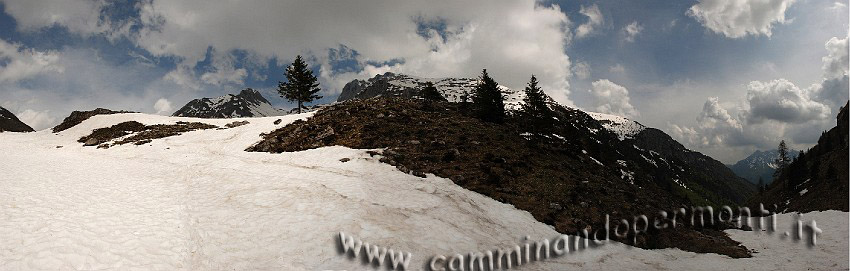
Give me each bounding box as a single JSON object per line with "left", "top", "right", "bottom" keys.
{"left": 728, "top": 149, "right": 800, "bottom": 185}
{"left": 172, "top": 88, "right": 285, "bottom": 118}
{"left": 0, "top": 107, "right": 34, "bottom": 132}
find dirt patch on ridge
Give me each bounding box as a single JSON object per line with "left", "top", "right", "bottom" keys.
{"left": 53, "top": 108, "right": 136, "bottom": 133}
{"left": 79, "top": 121, "right": 218, "bottom": 148}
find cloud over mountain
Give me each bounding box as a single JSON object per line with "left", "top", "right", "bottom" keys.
{"left": 587, "top": 79, "right": 638, "bottom": 118}
{"left": 745, "top": 79, "right": 831, "bottom": 124}
{"left": 124, "top": 0, "right": 577, "bottom": 105}
{"left": 670, "top": 35, "right": 848, "bottom": 158}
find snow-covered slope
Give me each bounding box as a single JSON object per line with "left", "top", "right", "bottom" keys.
{"left": 0, "top": 113, "right": 846, "bottom": 270}
{"left": 586, "top": 112, "right": 645, "bottom": 140}
{"left": 338, "top": 72, "right": 525, "bottom": 109}
{"left": 172, "top": 88, "right": 285, "bottom": 118}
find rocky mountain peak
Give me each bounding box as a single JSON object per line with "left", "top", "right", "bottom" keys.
{"left": 172, "top": 88, "right": 284, "bottom": 118}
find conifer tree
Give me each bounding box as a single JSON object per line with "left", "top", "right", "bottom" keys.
{"left": 421, "top": 82, "right": 447, "bottom": 102}
{"left": 472, "top": 69, "right": 505, "bottom": 123}
{"left": 774, "top": 140, "right": 790, "bottom": 179}
{"left": 521, "top": 75, "right": 551, "bottom": 119}
{"left": 279, "top": 55, "right": 322, "bottom": 114}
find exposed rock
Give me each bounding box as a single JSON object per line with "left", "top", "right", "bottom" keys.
{"left": 83, "top": 138, "right": 100, "bottom": 146}
{"left": 53, "top": 108, "right": 134, "bottom": 133}
{"left": 79, "top": 121, "right": 217, "bottom": 148}
{"left": 225, "top": 120, "right": 250, "bottom": 128}
{"left": 0, "top": 107, "right": 34, "bottom": 132}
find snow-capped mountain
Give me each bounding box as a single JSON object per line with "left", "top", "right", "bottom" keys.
{"left": 586, "top": 112, "right": 646, "bottom": 140}
{"left": 338, "top": 72, "right": 525, "bottom": 109}
{"left": 728, "top": 149, "right": 800, "bottom": 185}
{"left": 0, "top": 106, "right": 34, "bottom": 132}
{"left": 172, "top": 88, "right": 285, "bottom": 118}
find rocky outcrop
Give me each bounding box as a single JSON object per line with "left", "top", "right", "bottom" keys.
{"left": 0, "top": 107, "right": 34, "bottom": 132}
{"left": 52, "top": 108, "right": 134, "bottom": 133}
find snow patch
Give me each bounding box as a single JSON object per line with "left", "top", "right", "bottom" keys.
{"left": 587, "top": 112, "right": 646, "bottom": 140}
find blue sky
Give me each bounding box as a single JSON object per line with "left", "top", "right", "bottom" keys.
{"left": 0, "top": 0, "right": 846, "bottom": 163}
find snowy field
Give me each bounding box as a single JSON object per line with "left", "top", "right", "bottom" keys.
{"left": 0, "top": 113, "right": 847, "bottom": 270}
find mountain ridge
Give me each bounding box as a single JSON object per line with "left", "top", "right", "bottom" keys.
{"left": 728, "top": 149, "right": 800, "bottom": 185}
{"left": 338, "top": 72, "right": 755, "bottom": 205}
{"left": 338, "top": 72, "right": 526, "bottom": 109}
{"left": 0, "top": 107, "right": 34, "bottom": 132}
{"left": 172, "top": 88, "right": 285, "bottom": 118}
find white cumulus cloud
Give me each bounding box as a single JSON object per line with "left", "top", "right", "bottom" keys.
{"left": 154, "top": 98, "right": 173, "bottom": 115}
{"left": 822, "top": 36, "right": 848, "bottom": 79}
{"left": 15, "top": 109, "right": 55, "bottom": 131}
{"left": 587, "top": 79, "right": 639, "bottom": 118}
{"left": 571, "top": 61, "right": 591, "bottom": 80}
{"left": 575, "top": 4, "right": 603, "bottom": 39}
{"left": 686, "top": 0, "right": 796, "bottom": 38}
{"left": 745, "top": 79, "right": 831, "bottom": 124}
{"left": 0, "top": 39, "right": 63, "bottom": 83}
{"left": 127, "top": 0, "right": 576, "bottom": 104}
{"left": 670, "top": 36, "right": 848, "bottom": 159}
{"left": 623, "top": 21, "right": 643, "bottom": 42}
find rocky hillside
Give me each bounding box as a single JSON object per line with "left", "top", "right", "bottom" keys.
{"left": 172, "top": 88, "right": 285, "bottom": 118}
{"left": 749, "top": 101, "right": 849, "bottom": 212}
{"left": 249, "top": 97, "right": 755, "bottom": 257}
{"left": 0, "top": 107, "right": 34, "bottom": 132}
{"left": 52, "top": 108, "right": 135, "bottom": 133}
{"left": 587, "top": 112, "right": 756, "bottom": 205}
{"left": 338, "top": 72, "right": 525, "bottom": 109}
{"left": 728, "top": 149, "right": 800, "bottom": 185}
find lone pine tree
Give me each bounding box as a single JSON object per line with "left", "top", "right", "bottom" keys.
{"left": 472, "top": 69, "right": 505, "bottom": 123}
{"left": 774, "top": 140, "right": 790, "bottom": 178}
{"left": 279, "top": 55, "right": 322, "bottom": 114}
{"left": 521, "top": 75, "right": 552, "bottom": 118}
{"left": 520, "top": 75, "right": 553, "bottom": 134}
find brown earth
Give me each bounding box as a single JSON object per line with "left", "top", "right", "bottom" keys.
{"left": 53, "top": 108, "right": 136, "bottom": 133}
{"left": 79, "top": 121, "right": 218, "bottom": 148}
